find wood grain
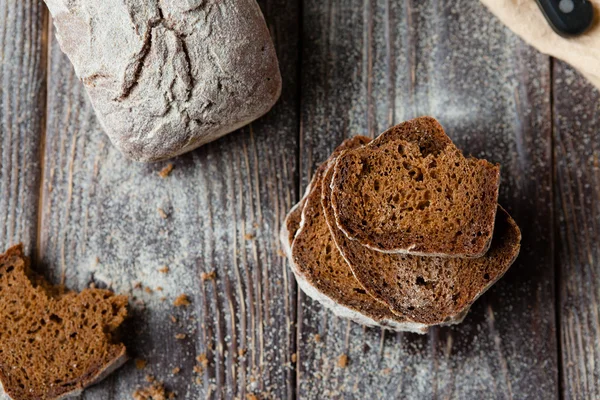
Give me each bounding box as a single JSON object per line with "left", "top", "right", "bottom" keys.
{"left": 0, "top": 0, "right": 47, "bottom": 254}
{"left": 553, "top": 60, "right": 600, "bottom": 400}
{"left": 298, "top": 0, "right": 557, "bottom": 398}
{"left": 35, "top": 1, "right": 300, "bottom": 399}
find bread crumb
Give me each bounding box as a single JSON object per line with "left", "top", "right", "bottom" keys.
{"left": 170, "top": 315, "right": 177, "bottom": 323}
{"left": 158, "top": 164, "right": 174, "bottom": 178}
{"left": 195, "top": 376, "right": 202, "bottom": 385}
{"left": 193, "top": 365, "right": 203, "bottom": 374}
{"left": 244, "top": 233, "right": 255, "bottom": 240}
{"left": 201, "top": 271, "right": 216, "bottom": 281}
{"left": 145, "top": 375, "right": 155, "bottom": 383}
{"left": 160, "top": 297, "right": 166, "bottom": 302}
{"left": 337, "top": 354, "right": 348, "bottom": 368}
{"left": 175, "top": 333, "right": 186, "bottom": 340}
{"left": 157, "top": 208, "right": 168, "bottom": 219}
{"left": 133, "top": 382, "right": 167, "bottom": 400}
{"left": 247, "top": 394, "right": 258, "bottom": 400}
{"left": 381, "top": 368, "right": 392, "bottom": 375}
{"left": 135, "top": 359, "right": 148, "bottom": 370}
{"left": 238, "top": 348, "right": 247, "bottom": 357}
{"left": 134, "top": 282, "right": 143, "bottom": 289}
{"left": 291, "top": 353, "right": 297, "bottom": 363}
{"left": 172, "top": 367, "right": 181, "bottom": 375}
{"left": 168, "top": 392, "right": 176, "bottom": 399}
{"left": 158, "top": 266, "right": 170, "bottom": 274}
{"left": 89, "top": 282, "right": 97, "bottom": 289}
{"left": 196, "top": 354, "right": 208, "bottom": 367}
{"left": 144, "top": 287, "right": 153, "bottom": 294}
{"left": 156, "top": 286, "right": 163, "bottom": 291}
{"left": 314, "top": 334, "right": 321, "bottom": 343}
{"left": 173, "top": 294, "right": 191, "bottom": 307}
{"left": 277, "top": 249, "right": 286, "bottom": 257}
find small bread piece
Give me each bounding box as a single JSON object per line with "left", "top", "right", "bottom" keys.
{"left": 324, "top": 161, "right": 521, "bottom": 325}
{"left": 0, "top": 245, "right": 128, "bottom": 400}
{"left": 331, "top": 117, "right": 500, "bottom": 257}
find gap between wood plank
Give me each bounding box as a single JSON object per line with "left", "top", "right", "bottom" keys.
{"left": 550, "top": 55, "right": 565, "bottom": 400}
{"left": 35, "top": 8, "right": 50, "bottom": 266}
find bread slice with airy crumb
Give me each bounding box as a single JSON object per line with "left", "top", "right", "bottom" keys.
{"left": 288, "top": 137, "right": 432, "bottom": 332}
{"left": 0, "top": 245, "right": 128, "bottom": 400}
{"left": 331, "top": 116, "right": 500, "bottom": 257}
{"left": 323, "top": 159, "right": 521, "bottom": 325}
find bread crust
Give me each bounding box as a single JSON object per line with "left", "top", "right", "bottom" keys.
{"left": 44, "top": 0, "right": 282, "bottom": 162}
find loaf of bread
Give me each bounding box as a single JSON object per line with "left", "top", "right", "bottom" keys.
{"left": 44, "top": 0, "right": 282, "bottom": 162}
{"left": 0, "top": 245, "right": 128, "bottom": 400}
{"left": 331, "top": 117, "right": 500, "bottom": 257}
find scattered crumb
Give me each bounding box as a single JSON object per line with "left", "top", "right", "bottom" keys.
{"left": 133, "top": 382, "right": 167, "bottom": 400}
{"left": 168, "top": 392, "right": 176, "bottom": 399}
{"left": 195, "top": 376, "right": 202, "bottom": 385}
{"left": 238, "top": 348, "right": 247, "bottom": 357}
{"left": 247, "top": 394, "right": 258, "bottom": 400}
{"left": 170, "top": 315, "right": 177, "bottom": 323}
{"left": 144, "top": 287, "right": 153, "bottom": 294}
{"left": 160, "top": 297, "right": 167, "bottom": 302}
{"left": 157, "top": 208, "right": 168, "bottom": 219}
{"left": 145, "top": 375, "right": 155, "bottom": 383}
{"left": 135, "top": 359, "right": 148, "bottom": 370}
{"left": 173, "top": 294, "right": 191, "bottom": 307}
{"left": 172, "top": 367, "right": 181, "bottom": 375}
{"left": 291, "top": 353, "right": 297, "bottom": 363}
{"left": 244, "top": 233, "right": 255, "bottom": 240}
{"left": 134, "top": 282, "right": 143, "bottom": 289}
{"left": 193, "top": 365, "right": 203, "bottom": 374}
{"left": 201, "top": 271, "right": 216, "bottom": 281}
{"left": 88, "top": 282, "right": 97, "bottom": 289}
{"left": 158, "top": 164, "right": 174, "bottom": 178}
{"left": 175, "top": 333, "right": 186, "bottom": 340}
{"left": 159, "top": 266, "right": 170, "bottom": 274}
{"left": 277, "top": 249, "right": 286, "bottom": 257}
{"left": 156, "top": 286, "right": 163, "bottom": 291}
{"left": 196, "top": 354, "right": 208, "bottom": 367}
{"left": 314, "top": 334, "right": 321, "bottom": 343}
{"left": 337, "top": 354, "right": 348, "bottom": 368}
{"left": 381, "top": 368, "right": 392, "bottom": 375}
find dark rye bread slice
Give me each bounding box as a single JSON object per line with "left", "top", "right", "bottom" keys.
{"left": 0, "top": 245, "right": 128, "bottom": 400}
{"left": 331, "top": 116, "right": 501, "bottom": 257}
{"left": 286, "top": 137, "right": 430, "bottom": 333}
{"left": 323, "top": 162, "right": 521, "bottom": 325}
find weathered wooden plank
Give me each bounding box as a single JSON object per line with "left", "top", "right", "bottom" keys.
{"left": 38, "top": 1, "right": 300, "bottom": 398}
{"left": 298, "top": 0, "right": 557, "bottom": 398}
{"left": 553, "top": 61, "right": 600, "bottom": 400}
{"left": 0, "top": 0, "right": 47, "bottom": 254}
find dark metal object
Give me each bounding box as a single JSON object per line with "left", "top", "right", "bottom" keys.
{"left": 536, "top": 0, "right": 595, "bottom": 37}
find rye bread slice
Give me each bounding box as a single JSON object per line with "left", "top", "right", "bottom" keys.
{"left": 330, "top": 116, "right": 501, "bottom": 257}
{"left": 286, "top": 137, "right": 431, "bottom": 333}
{"left": 323, "top": 163, "right": 521, "bottom": 325}
{"left": 0, "top": 245, "right": 128, "bottom": 400}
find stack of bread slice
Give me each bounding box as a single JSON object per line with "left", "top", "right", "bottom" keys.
{"left": 281, "top": 117, "right": 521, "bottom": 333}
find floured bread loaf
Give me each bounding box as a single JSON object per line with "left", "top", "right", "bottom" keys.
{"left": 44, "top": 0, "right": 282, "bottom": 162}
{"left": 331, "top": 117, "right": 500, "bottom": 257}
{"left": 0, "top": 245, "right": 128, "bottom": 400}
{"left": 324, "top": 160, "right": 520, "bottom": 325}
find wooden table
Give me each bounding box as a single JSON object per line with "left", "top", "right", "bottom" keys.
{"left": 1, "top": 0, "right": 598, "bottom": 399}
